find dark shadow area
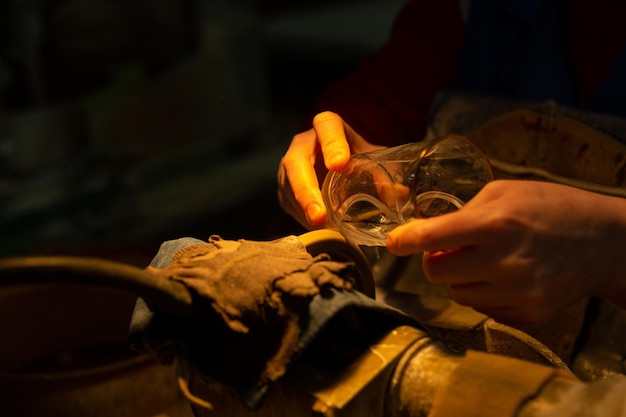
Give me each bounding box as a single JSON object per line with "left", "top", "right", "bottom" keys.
{"left": 0, "top": 0, "right": 405, "bottom": 264}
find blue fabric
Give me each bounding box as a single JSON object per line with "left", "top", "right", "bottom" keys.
{"left": 149, "top": 237, "right": 204, "bottom": 268}
{"left": 459, "top": 0, "right": 626, "bottom": 117}
{"left": 128, "top": 237, "right": 203, "bottom": 353}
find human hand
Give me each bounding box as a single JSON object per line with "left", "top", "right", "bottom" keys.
{"left": 386, "top": 180, "right": 626, "bottom": 323}
{"left": 277, "top": 111, "right": 384, "bottom": 228}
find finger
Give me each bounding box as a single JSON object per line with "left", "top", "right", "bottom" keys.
{"left": 277, "top": 166, "right": 317, "bottom": 228}
{"left": 386, "top": 208, "right": 491, "bottom": 255}
{"left": 312, "top": 111, "right": 351, "bottom": 170}
{"left": 449, "top": 291, "right": 528, "bottom": 324}
{"left": 444, "top": 281, "right": 551, "bottom": 324}
{"left": 427, "top": 254, "right": 559, "bottom": 323}
{"left": 476, "top": 306, "right": 534, "bottom": 325}
{"left": 281, "top": 133, "right": 327, "bottom": 225}
{"left": 446, "top": 281, "right": 517, "bottom": 311}
{"left": 420, "top": 245, "right": 497, "bottom": 286}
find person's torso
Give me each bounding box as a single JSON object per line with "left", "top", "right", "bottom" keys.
{"left": 459, "top": 0, "right": 626, "bottom": 118}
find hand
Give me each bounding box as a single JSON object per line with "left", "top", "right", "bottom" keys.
{"left": 277, "top": 111, "right": 383, "bottom": 228}
{"left": 386, "top": 180, "right": 626, "bottom": 323}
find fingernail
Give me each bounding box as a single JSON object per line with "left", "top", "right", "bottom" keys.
{"left": 386, "top": 234, "right": 397, "bottom": 251}
{"left": 307, "top": 203, "right": 325, "bottom": 224}
{"left": 327, "top": 152, "right": 346, "bottom": 168}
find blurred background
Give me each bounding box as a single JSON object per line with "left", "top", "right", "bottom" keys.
{"left": 0, "top": 0, "right": 405, "bottom": 265}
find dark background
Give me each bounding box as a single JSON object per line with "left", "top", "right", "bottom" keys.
{"left": 0, "top": 0, "right": 405, "bottom": 265}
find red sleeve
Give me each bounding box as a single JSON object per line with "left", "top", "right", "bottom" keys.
{"left": 567, "top": 0, "right": 626, "bottom": 107}
{"left": 314, "top": 0, "right": 465, "bottom": 147}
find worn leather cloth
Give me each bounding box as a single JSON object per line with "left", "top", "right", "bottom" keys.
{"left": 129, "top": 235, "right": 419, "bottom": 409}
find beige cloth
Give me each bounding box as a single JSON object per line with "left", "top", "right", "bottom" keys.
{"left": 145, "top": 235, "right": 354, "bottom": 384}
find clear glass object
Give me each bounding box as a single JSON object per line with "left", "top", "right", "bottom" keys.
{"left": 321, "top": 135, "right": 494, "bottom": 246}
